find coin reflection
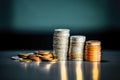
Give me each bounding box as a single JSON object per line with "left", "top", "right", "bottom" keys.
{"left": 59, "top": 61, "right": 68, "bottom": 80}
{"left": 20, "top": 62, "right": 29, "bottom": 70}
{"left": 75, "top": 61, "right": 84, "bottom": 80}
{"left": 92, "top": 62, "right": 100, "bottom": 80}
{"left": 44, "top": 63, "right": 53, "bottom": 72}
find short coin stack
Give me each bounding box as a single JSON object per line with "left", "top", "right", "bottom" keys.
{"left": 53, "top": 29, "right": 70, "bottom": 61}
{"left": 68, "top": 35, "right": 86, "bottom": 60}
{"left": 85, "top": 40, "right": 101, "bottom": 62}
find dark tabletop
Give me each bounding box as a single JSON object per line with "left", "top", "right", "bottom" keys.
{"left": 0, "top": 50, "right": 120, "bottom": 80}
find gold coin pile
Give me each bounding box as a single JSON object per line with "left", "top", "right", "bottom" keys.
{"left": 85, "top": 40, "right": 101, "bottom": 62}
{"left": 12, "top": 50, "right": 58, "bottom": 63}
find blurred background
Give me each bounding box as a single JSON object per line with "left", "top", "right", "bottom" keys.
{"left": 0, "top": 0, "right": 120, "bottom": 50}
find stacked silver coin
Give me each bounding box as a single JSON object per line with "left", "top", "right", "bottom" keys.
{"left": 53, "top": 29, "right": 70, "bottom": 61}
{"left": 68, "top": 35, "right": 86, "bottom": 60}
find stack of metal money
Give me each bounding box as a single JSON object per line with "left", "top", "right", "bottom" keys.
{"left": 53, "top": 29, "right": 70, "bottom": 61}
{"left": 85, "top": 40, "right": 101, "bottom": 62}
{"left": 68, "top": 35, "right": 86, "bottom": 60}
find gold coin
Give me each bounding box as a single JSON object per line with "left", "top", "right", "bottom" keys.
{"left": 19, "top": 59, "right": 32, "bottom": 62}
{"left": 30, "top": 56, "right": 41, "bottom": 62}
{"left": 85, "top": 54, "right": 101, "bottom": 56}
{"left": 49, "top": 59, "right": 58, "bottom": 63}
{"left": 85, "top": 46, "right": 101, "bottom": 49}
{"left": 86, "top": 40, "right": 101, "bottom": 45}
{"left": 18, "top": 53, "right": 30, "bottom": 58}
{"left": 85, "top": 55, "right": 101, "bottom": 62}
{"left": 34, "top": 50, "right": 50, "bottom": 55}
{"left": 41, "top": 55, "right": 53, "bottom": 61}
{"left": 85, "top": 50, "right": 101, "bottom": 53}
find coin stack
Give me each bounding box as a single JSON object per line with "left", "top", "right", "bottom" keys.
{"left": 85, "top": 40, "right": 101, "bottom": 62}
{"left": 53, "top": 29, "right": 70, "bottom": 61}
{"left": 68, "top": 35, "right": 86, "bottom": 60}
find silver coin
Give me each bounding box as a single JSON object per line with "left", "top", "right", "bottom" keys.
{"left": 11, "top": 56, "right": 23, "bottom": 60}
{"left": 70, "top": 35, "right": 86, "bottom": 42}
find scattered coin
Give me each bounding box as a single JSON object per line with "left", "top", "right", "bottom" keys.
{"left": 19, "top": 59, "right": 32, "bottom": 62}
{"left": 11, "top": 56, "right": 23, "bottom": 60}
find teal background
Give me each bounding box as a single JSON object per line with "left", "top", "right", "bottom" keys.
{"left": 12, "top": 0, "right": 109, "bottom": 33}
{"left": 1, "top": 0, "right": 118, "bottom": 33}
{"left": 0, "top": 0, "right": 120, "bottom": 33}
{"left": 13, "top": 0, "right": 109, "bottom": 32}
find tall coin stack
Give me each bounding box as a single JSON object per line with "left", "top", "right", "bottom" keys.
{"left": 53, "top": 29, "right": 70, "bottom": 61}
{"left": 68, "top": 35, "right": 86, "bottom": 60}
{"left": 85, "top": 40, "right": 101, "bottom": 62}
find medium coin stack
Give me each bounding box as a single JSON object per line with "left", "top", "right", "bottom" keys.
{"left": 53, "top": 29, "right": 70, "bottom": 61}
{"left": 85, "top": 40, "right": 101, "bottom": 62}
{"left": 68, "top": 35, "right": 86, "bottom": 60}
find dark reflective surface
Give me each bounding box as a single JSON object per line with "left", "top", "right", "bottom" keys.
{"left": 0, "top": 50, "right": 120, "bottom": 80}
